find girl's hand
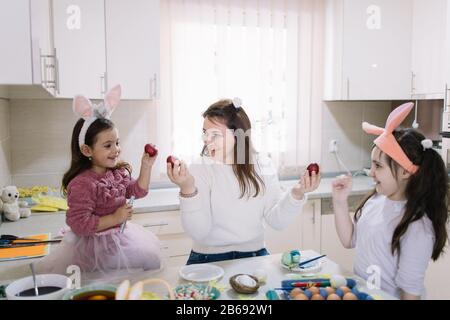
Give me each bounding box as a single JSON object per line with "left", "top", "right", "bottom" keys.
{"left": 141, "top": 150, "right": 157, "bottom": 169}
{"left": 166, "top": 160, "right": 196, "bottom": 194}
{"left": 291, "top": 171, "right": 321, "bottom": 200}
{"left": 113, "top": 203, "right": 133, "bottom": 224}
{"left": 332, "top": 174, "right": 353, "bottom": 204}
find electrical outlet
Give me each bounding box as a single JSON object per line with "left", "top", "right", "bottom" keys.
{"left": 329, "top": 140, "right": 338, "bottom": 153}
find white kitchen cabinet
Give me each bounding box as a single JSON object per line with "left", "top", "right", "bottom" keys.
{"left": 411, "top": 0, "right": 448, "bottom": 99}
{"left": 319, "top": 196, "right": 363, "bottom": 273}
{"left": 265, "top": 199, "right": 321, "bottom": 254}
{"left": 425, "top": 247, "right": 450, "bottom": 299}
{"left": 321, "top": 213, "right": 355, "bottom": 273}
{"left": 446, "top": 0, "right": 450, "bottom": 109}
{"left": 105, "top": 0, "right": 160, "bottom": 100}
{"left": 324, "top": 0, "right": 413, "bottom": 101}
{"left": 52, "top": 0, "right": 160, "bottom": 100}
{"left": 0, "top": 0, "right": 33, "bottom": 84}
{"left": 52, "top": 0, "right": 107, "bottom": 99}
{"left": 132, "top": 210, "right": 191, "bottom": 268}
{"left": 0, "top": 0, "right": 55, "bottom": 92}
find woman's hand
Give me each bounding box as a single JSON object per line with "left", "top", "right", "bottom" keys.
{"left": 332, "top": 174, "right": 353, "bottom": 204}
{"left": 291, "top": 171, "right": 321, "bottom": 200}
{"left": 167, "top": 160, "right": 196, "bottom": 194}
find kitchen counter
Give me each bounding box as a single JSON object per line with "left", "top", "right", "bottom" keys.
{"left": 0, "top": 251, "right": 396, "bottom": 300}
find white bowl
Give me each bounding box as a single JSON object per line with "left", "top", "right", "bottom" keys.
{"left": 6, "top": 274, "right": 71, "bottom": 300}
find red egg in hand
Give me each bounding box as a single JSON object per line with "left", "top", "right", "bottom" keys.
{"left": 307, "top": 163, "right": 320, "bottom": 176}
{"left": 144, "top": 144, "right": 158, "bottom": 157}
{"left": 167, "top": 155, "right": 178, "bottom": 168}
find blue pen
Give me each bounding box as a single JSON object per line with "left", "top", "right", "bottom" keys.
{"left": 298, "top": 254, "right": 327, "bottom": 267}
{"left": 120, "top": 196, "right": 135, "bottom": 233}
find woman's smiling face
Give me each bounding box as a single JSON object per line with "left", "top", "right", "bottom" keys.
{"left": 202, "top": 117, "right": 235, "bottom": 163}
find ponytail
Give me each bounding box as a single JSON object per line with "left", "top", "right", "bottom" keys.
{"left": 399, "top": 148, "right": 449, "bottom": 260}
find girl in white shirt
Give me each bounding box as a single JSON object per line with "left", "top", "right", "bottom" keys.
{"left": 332, "top": 102, "right": 449, "bottom": 300}
{"left": 167, "top": 98, "right": 321, "bottom": 264}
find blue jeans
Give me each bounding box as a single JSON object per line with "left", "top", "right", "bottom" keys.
{"left": 186, "top": 248, "right": 270, "bottom": 265}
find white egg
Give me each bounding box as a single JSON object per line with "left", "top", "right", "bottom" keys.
{"left": 330, "top": 274, "right": 347, "bottom": 289}
{"left": 253, "top": 269, "right": 267, "bottom": 283}
{"left": 235, "top": 275, "right": 257, "bottom": 287}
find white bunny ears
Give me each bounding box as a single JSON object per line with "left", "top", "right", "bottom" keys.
{"left": 73, "top": 85, "right": 122, "bottom": 148}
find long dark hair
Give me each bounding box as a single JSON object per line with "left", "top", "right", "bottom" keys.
{"left": 354, "top": 128, "right": 449, "bottom": 260}
{"left": 62, "top": 118, "right": 131, "bottom": 195}
{"left": 202, "top": 99, "right": 265, "bottom": 198}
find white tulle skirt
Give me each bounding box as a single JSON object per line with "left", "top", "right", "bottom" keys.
{"left": 35, "top": 222, "right": 162, "bottom": 279}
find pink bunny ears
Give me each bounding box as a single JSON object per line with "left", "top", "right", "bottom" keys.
{"left": 73, "top": 85, "right": 122, "bottom": 148}
{"left": 362, "top": 102, "right": 418, "bottom": 174}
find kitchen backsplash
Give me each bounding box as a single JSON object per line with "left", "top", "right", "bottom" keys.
{"left": 9, "top": 98, "right": 157, "bottom": 188}
{"left": 321, "top": 101, "right": 392, "bottom": 173}
{"left": 1, "top": 97, "right": 396, "bottom": 189}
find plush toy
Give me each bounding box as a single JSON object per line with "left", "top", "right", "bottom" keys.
{"left": 0, "top": 186, "right": 31, "bottom": 221}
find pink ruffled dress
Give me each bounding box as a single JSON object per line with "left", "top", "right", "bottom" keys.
{"left": 36, "top": 168, "right": 161, "bottom": 276}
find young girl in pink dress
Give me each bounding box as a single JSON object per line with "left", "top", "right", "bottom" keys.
{"left": 36, "top": 85, "right": 161, "bottom": 275}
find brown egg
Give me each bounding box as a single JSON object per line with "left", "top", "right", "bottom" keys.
{"left": 339, "top": 286, "right": 351, "bottom": 294}
{"left": 343, "top": 292, "right": 358, "bottom": 300}
{"left": 289, "top": 288, "right": 304, "bottom": 299}
{"left": 327, "top": 293, "right": 341, "bottom": 300}
{"left": 308, "top": 286, "right": 320, "bottom": 295}
{"left": 294, "top": 293, "right": 310, "bottom": 300}
{"left": 311, "top": 293, "right": 325, "bottom": 300}
{"left": 88, "top": 295, "right": 108, "bottom": 300}
{"left": 325, "top": 287, "right": 335, "bottom": 295}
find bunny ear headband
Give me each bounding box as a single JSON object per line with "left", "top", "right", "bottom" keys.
{"left": 73, "top": 84, "right": 122, "bottom": 149}
{"left": 362, "top": 102, "right": 422, "bottom": 174}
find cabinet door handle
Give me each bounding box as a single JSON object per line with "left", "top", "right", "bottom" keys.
{"left": 150, "top": 74, "right": 157, "bottom": 99}
{"left": 445, "top": 83, "right": 449, "bottom": 111}
{"left": 143, "top": 222, "right": 169, "bottom": 228}
{"left": 55, "top": 50, "right": 60, "bottom": 94}
{"left": 311, "top": 201, "right": 316, "bottom": 224}
{"left": 346, "top": 78, "right": 350, "bottom": 100}
{"left": 100, "top": 73, "right": 106, "bottom": 95}
{"left": 411, "top": 71, "right": 416, "bottom": 96}
{"left": 40, "top": 50, "right": 58, "bottom": 93}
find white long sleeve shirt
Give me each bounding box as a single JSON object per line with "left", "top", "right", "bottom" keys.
{"left": 352, "top": 193, "right": 435, "bottom": 298}
{"left": 179, "top": 156, "right": 307, "bottom": 254}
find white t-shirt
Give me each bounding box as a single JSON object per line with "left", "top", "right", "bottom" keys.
{"left": 179, "top": 156, "right": 307, "bottom": 254}
{"left": 352, "top": 193, "right": 435, "bottom": 298}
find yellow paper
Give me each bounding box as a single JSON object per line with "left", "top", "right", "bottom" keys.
{"left": 31, "top": 205, "right": 59, "bottom": 212}
{"left": 0, "top": 234, "right": 50, "bottom": 261}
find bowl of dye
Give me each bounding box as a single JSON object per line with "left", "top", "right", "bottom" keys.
{"left": 6, "top": 274, "right": 71, "bottom": 300}
{"left": 62, "top": 283, "right": 117, "bottom": 300}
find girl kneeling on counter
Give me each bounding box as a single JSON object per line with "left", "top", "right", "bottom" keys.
{"left": 332, "top": 102, "right": 449, "bottom": 300}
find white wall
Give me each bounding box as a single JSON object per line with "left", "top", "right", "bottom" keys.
{"left": 9, "top": 99, "right": 157, "bottom": 188}
{"left": 321, "top": 101, "right": 392, "bottom": 173}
